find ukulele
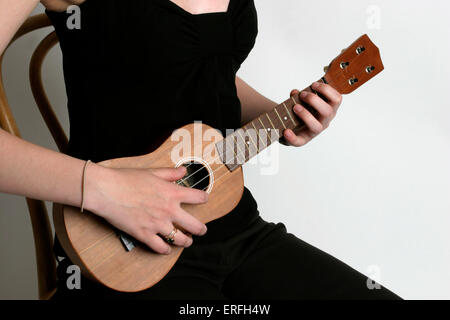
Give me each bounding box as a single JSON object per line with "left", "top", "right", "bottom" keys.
{"left": 53, "top": 34, "right": 384, "bottom": 292}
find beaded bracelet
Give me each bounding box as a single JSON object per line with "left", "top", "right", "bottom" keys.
{"left": 80, "top": 160, "right": 92, "bottom": 212}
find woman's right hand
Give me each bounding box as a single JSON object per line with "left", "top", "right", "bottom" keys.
{"left": 83, "top": 164, "right": 209, "bottom": 255}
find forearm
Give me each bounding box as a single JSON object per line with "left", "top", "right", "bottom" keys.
{"left": 236, "top": 77, "right": 277, "bottom": 125}
{"left": 0, "top": 0, "right": 40, "bottom": 54}
{"left": 0, "top": 128, "right": 106, "bottom": 210}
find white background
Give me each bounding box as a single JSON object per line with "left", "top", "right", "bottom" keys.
{"left": 1, "top": 0, "right": 449, "bottom": 299}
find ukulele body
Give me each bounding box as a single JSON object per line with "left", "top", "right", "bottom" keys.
{"left": 53, "top": 34, "right": 384, "bottom": 293}
{"left": 53, "top": 123, "right": 244, "bottom": 292}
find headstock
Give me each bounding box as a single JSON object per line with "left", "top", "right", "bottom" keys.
{"left": 323, "top": 34, "right": 384, "bottom": 94}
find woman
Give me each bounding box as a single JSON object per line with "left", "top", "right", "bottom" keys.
{"left": 0, "top": 0, "right": 400, "bottom": 299}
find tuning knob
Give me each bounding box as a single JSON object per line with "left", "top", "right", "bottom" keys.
{"left": 324, "top": 49, "right": 347, "bottom": 73}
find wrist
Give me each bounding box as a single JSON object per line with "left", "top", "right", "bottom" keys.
{"left": 82, "top": 162, "right": 113, "bottom": 214}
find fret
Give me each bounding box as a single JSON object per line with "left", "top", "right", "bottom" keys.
{"left": 274, "top": 107, "right": 287, "bottom": 130}
{"left": 267, "top": 109, "right": 284, "bottom": 139}
{"left": 220, "top": 134, "right": 242, "bottom": 168}
{"left": 236, "top": 129, "right": 251, "bottom": 162}
{"left": 238, "top": 128, "right": 258, "bottom": 161}
{"left": 265, "top": 113, "right": 282, "bottom": 143}
{"left": 218, "top": 78, "right": 329, "bottom": 171}
{"left": 268, "top": 109, "right": 286, "bottom": 133}
{"left": 265, "top": 113, "right": 276, "bottom": 132}
{"left": 258, "top": 116, "right": 270, "bottom": 147}
{"left": 242, "top": 124, "right": 259, "bottom": 153}
{"left": 258, "top": 116, "right": 272, "bottom": 148}
{"left": 262, "top": 113, "right": 279, "bottom": 148}
{"left": 276, "top": 104, "right": 293, "bottom": 127}
{"left": 251, "top": 121, "right": 267, "bottom": 149}
{"left": 219, "top": 137, "right": 235, "bottom": 166}
{"left": 232, "top": 134, "right": 246, "bottom": 165}
{"left": 267, "top": 113, "right": 281, "bottom": 142}
{"left": 258, "top": 117, "right": 267, "bottom": 131}
{"left": 236, "top": 130, "right": 249, "bottom": 152}
{"left": 282, "top": 102, "right": 297, "bottom": 127}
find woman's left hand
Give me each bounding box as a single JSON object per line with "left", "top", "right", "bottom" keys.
{"left": 282, "top": 82, "right": 342, "bottom": 147}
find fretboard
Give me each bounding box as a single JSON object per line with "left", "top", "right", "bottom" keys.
{"left": 216, "top": 79, "right": 326, "bottom": 171}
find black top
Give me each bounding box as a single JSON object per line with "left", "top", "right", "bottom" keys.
{"left": 46, "top": 0, "right": 260, "bottom": 255}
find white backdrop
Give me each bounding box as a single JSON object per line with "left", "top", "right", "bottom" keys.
{"left": 1, "top": 0, "right": 449, "bottom": 299}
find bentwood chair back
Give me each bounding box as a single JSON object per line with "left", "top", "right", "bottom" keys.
{"left": 0, "top": 13, "right": 67, "bottom": 300}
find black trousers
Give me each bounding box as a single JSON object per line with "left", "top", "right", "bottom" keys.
{"left": 52, "top": 215, "right": 401, "bottom": 300}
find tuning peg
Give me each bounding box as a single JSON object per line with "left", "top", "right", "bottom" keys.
{"left": 324, "top": 49, "right": 347, "bottom": 73}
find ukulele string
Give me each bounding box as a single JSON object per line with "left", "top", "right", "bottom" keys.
{"left": 178, "top": 119, "right": 281, "bottom": 189}
{"left": 190, "top": 133, "right": 274, "bottom": 190}
{"left": 176, "top": 141, "right": 245, "bottom": 188}
{"left": 196, "top": 75, "right": 368, "bottom": 192}
{"left": 177, "top": 111, "right": 282, "bottom": 186}
{"left": 174, "top": 141, "right": 238, "bottom": 185}
{"left": 196, "top": 131, "right": 275, "bottom": 191}
{"left": 182, "top": 91, "right": 322, "bottom": 190}
{"left": 175, "top": 131, "right": 256, "bottom": 186}
{"left": 180, "top": 55, "right": 373, "bottom": 191}
{"left": 173, "top": 43, "right": 374, "bottom": 188}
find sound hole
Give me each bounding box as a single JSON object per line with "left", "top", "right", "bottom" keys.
{"left": 177, "top": 161, "right": 210, "bottom": 191}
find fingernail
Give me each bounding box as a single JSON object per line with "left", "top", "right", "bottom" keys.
{"left": 311, "top": 82, "right": 320, "bottom": 90}
{"left": 300, "top": 91, "right": 308, "bottom": 99}
{"left": 294, "top": 104, "right": 303, "bottom": 112}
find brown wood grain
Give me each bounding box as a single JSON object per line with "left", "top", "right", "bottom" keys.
{"left": 54, "top": 123, "right": 245, "bottom": 292}
{"left": 53, "top": 33, "right": 384, "bottom": 293}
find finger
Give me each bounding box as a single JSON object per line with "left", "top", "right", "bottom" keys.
{"left": 299, "top": 91, "right": 334, "bottom": 121}
{"left": 141, "top": 233, "right": 172, "bottom": 255}
{"left": 290, "top": 89, "right": 300, "bottom": 97}
{"left": 293, "top": 104, "right": 324, "bottom": 136}
{"left": 152, "top": 166, "right": 186, "bottom": 182}
{"left": 283, "top": 129, "right": 308, "bottom": 147}
{"left": 172, "top": 208, "right": 207, "bottom": 236}
{"left": 159, "top": 223, "right": 193, "bottom": 248}
{"left": 174, "top": 184, "right": 209, "bottom": 205}
{"left": 311, "top": 82, "right": 342, "bottom": 109}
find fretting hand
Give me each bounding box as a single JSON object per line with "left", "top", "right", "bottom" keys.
{"left": 282, "top": 82, "right": 343, "bottom": 147}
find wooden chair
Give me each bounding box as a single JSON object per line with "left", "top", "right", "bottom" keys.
{"left": 0, "top": 13, "right": 68, "bottom": 300}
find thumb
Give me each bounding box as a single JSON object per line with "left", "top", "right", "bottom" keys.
{"left": 152, "top": 166, "right": 186, "bottom": 182}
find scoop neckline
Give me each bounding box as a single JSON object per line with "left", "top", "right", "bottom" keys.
{"left": 45, "top": 0, "right": 232, "bottom": 17}
{"left": 164, "top": 0, "right": 231, "bottom": 17}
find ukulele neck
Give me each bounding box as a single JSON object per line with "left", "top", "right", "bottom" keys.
{"left": 216, "top": 34, "right": 384, "bottom": 172}
{"left": 216, "top": 78, "right": 327, "bottom": 172}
